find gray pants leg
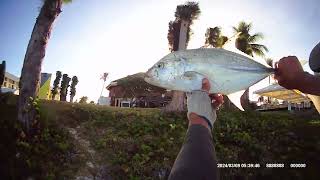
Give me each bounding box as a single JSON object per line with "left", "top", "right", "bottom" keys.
{"left": 168, "top": 124, "right": 218, "bottom": 180}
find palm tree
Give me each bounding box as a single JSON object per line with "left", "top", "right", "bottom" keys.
{"left": 265, "top": 58, "right": 273, "bottom": 84}
{"left": 165, "top": 1, "right": 201, "bottom": 112}
{"left": 204, "top": 27, "right": 228, "bottom": 48}
{"left": 0, "top": 61, "right": 5, "bottom": 93}
{"left": 232, "top": 21, "right": 268, "bottom": 109}
{"left": 18, "top": 0, "right": 72, "bottom": 132}
{"left": 233, "top": 21, "right": 268, "bottom": 57}
{"left": 265, "top": 58, "right": 273, "bottom": 103}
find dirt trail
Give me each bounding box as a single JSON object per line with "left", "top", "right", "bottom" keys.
{"left": 67, "top": 125, "right": 111, "bottom": 180}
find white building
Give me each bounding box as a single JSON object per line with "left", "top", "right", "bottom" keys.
{"left": 97, "top": 96, "right": 111, "bottom": 105}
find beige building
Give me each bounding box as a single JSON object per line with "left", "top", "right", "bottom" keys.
{"left": 1, "top": 72, "right": 20, "bottom": 94}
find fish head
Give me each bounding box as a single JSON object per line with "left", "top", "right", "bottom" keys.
{"left": 145, "top": 53, "right": 188, "bottom": 90}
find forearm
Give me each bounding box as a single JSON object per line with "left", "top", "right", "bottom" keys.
{"left": 168, "top": 124, "right": 218, "bottom": 180}
{"left": 298, "top": 72, "right": 320, "bottom": 96}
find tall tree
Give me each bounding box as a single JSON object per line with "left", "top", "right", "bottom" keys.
{"left": 165, "top": 1, "right": 201, "bottom": 112}
{"left": 51, "top": 71, "right": 62, "bottom": 100}
{"left": 18, "top": 0, "right": 72, "bottom": 132}
{"left": 0, "top": 61, "right": 5, "bottom": 93}
{"left": 69, "top": 76, "right": 78, "bottom": 102}
{"left": 233, "top": 21, "right": 268, "bottom": 57}
{"left": 60, "top": 74, "right": 71, "bottom": 101}
{"left": 233, "top": 21, "right": 268, "bottom": 109}
{"left": 204, "top": 27, "right": 228, "bottom": 48}
{"left": 265, "top": 58, "right": 273, "bottom": 84}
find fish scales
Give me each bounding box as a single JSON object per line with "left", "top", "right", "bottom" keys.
{"left": 145, "top": 48, "right": 274, "bottom": 95}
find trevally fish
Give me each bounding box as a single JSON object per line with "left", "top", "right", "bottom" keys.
{"left": 144, "top": 48, "right": 274, "bottom": 110}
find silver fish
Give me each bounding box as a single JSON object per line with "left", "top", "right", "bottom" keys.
{"left": 145, "top": 48, "right": 274, "bottom": 110}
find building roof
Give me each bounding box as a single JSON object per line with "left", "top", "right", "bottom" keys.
{"left": 106, "top": 72, "right": 145, "bottom": 90}
{"left": 5, "top": 72, "right": 20, "bottom": 82}
{"left": 254, "top": 84, "right": 310, "bottom": 103}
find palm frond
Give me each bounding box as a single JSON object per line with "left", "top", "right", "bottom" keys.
{"left": 204, "top": 26, "right": 226, "bottom": 48}
{"left": 251, "top": 48, "right": 265, "bottom": 57}
{"left": 63, "top": 0, "right": 72, "bottom": 3}
{"left": 167, "top": 20, "right": 181, "bottom": 51}
{"left": 232, "top": 26, "right": 238, "bottom": 34}
{"left": 175, "top": 1, "right": 201, "bottom": 22}
{"left": 218, "top": 36, "right": 228, "bottom": 47}
{"left": 248, "top": 33, "right": 264, "bottom": 43}
{"left": 236, "top": 21, "right": 252, "bottom": 34}
{"left": 251, "top": 44, "right": 268, "bottom": 57}
{"left": 250, "top": 43, "right": 269, "bottom": 53}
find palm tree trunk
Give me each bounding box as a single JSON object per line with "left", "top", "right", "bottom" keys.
{"left": 165, "top": 20, "right": 188, "bottom": 112}
{"left": 18, "top": 0, "right": 62, "bottom": 132}
{"left": 240, "top": 88, "right": 250, "bottom": 110}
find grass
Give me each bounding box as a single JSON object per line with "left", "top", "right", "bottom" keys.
{"left": 1, "top": 93, "right": 320, "bottom": 179}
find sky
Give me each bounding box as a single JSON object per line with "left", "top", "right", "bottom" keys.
{"left": 1, "top": 0, "right": 320, "bottom": 102}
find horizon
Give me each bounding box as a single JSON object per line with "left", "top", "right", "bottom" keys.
{"left": 1, "top": 0, "right": 319, "bottom": 102}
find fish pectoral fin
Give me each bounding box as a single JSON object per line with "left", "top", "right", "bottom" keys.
{"left": 227, "top": 90, "right": 246, "bottom": 111}
{"left": 183, "top": 71, "right": 206, "bottom": 80}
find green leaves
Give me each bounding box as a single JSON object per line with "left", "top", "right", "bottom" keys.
{"left": 7, "top": 99, "right": 320, "bottom": 179}
{"left": 204, "top": 26, "right": 229, "bottom": 48}
{"left": 233, "top": 21, "right": 268, "bottom": 57}
{"left": 174, "top": 1, "right": 201, "bottom": 22}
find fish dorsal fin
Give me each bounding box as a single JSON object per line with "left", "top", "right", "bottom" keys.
{"left": 227, "top": 90, "right": 246, "bottom": 111}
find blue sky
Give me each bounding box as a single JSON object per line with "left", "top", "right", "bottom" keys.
{"left": 1, "top": 0, "right": 320, "bottom": 101}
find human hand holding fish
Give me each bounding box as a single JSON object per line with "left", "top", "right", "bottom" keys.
{"left": 145, "top": 48, "right": 320, "bottom": 112}
{"left": 187, "top": 78, "right": 224, "bottom": 130}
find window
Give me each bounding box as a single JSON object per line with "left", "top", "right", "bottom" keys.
{"left": 12, "top": 85, "right": 14, "bottom": 89}
{"left": 3, "top": 82, "right": 6, "bottom": 87}
{"left": 4, "top": 77, "right": 7, "bottom": 81}
{"left": 121, "top": 102, "right": 130, "bottom": 107}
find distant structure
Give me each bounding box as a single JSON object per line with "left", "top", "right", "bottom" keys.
{"left": 97, "top": 96, "right": 111, "bottom": 105}
{"left": 38, "top": 73, "right": 52, "bottom": 100}
{"left": 106, "top": 73, "right": 172, "bottom": 108}
{"left": 1, "top": 72, "right": 20, "bottom": 94}
{"left": 254, "top": 84, "right": 312, "bottom": 111}
{"left": 0, "top": 71, "right": 53, "bottom": 100}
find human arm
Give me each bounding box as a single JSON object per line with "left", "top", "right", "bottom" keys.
{"left": 168, "top": 79, "right": 223, "bottom": 180}
{"left": 275, "top": 56, "right": 320, "bottom": 96}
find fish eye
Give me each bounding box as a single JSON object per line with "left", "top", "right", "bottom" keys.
{"left": 157, "top": 62, "right": 164, "bottom": 68}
